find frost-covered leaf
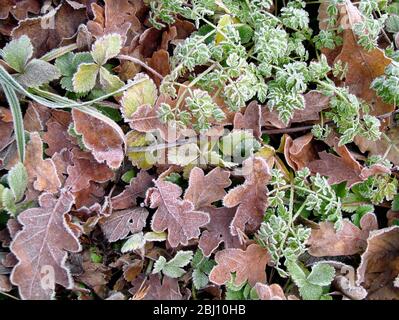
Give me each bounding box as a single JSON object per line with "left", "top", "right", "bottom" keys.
{"left": 184, "top": 167, "right": 231, "bottom": 209}
{"left": 121, "top": 74, "right": 158, "bottom": 120}
{"left": 233, "top": 101, "right": 261, "bottom": 140}
{"left": 223, "top": 157, "right": 271, "bottom": 235}
{"left": 101, "top": 207, "right": 148, "bottom": 242}
{"left": 308, "top": 212, "right": 378, "bottom": 256}
{"left": 72, "top": 63, "right": 99, "bottom": 93}
{"left": 24, "top": 132, "right": 61, "bottom": 193}
{"left": 121, "top": 232, "right": 146, "bottom": 253}
{"left": 254, "top": 283, "right": 287, "bottom": 300}
{"left": 152, "top": 250, "right": 193, "bottom": 278}
{"left": 1, "top": 35, "right": 33, "bottom": 73}
{"left": 91, "top": 34, "right": 123, "bottom": 65}
{"left": 307, "top": 263, "right": 336, "bottom": 287}
{"left": 7, "top": 162, "right": 28, "bottom": 203}
{"left": 98, "top": 66, "right": 124, "bottom": 93}
{"left": 209, "top": 244, "right": 269, "bottom": 286}
{"left": 72, "top": 109, "right": 124, "bottom": 169}
{"left": 10, "top": 192, "right": 81, "bottom": 300}
{"left": 147, "top": 179, "right": 210, "bottom": 247}
{"left": 16, "top": 59, "right": 61, "bottom": 88}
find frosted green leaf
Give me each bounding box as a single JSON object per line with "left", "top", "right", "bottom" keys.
{"left": 72, "top": 63, "right": 99, "bottom": 93}
{"left": 16, "top": 59, "right": 61, "bottom": 88}
{"left": 162, "top": 264, "right": 187, "bottom": 278}
{"left": 121, "top": 74, "right": 157, "bottom": 119}
{"left": 2, "top": 188, "right": 16, "bottom": 215}
{"left": 307, "top": 263, "right": 335, "bottom": 287}
{"left": 168, "top": 250, "right": 193, "bottom": 268}
{"left": 192, "top": 269, "right": 209, "bottom": 289}
{"left": 99, "top": 66, "right": 124, "bottom": 93}
{"left": 56, "top": 52, "right": 93, "bottom": 91}
{"left": 299, "top": 282, "right": 323, "bottom": 300}
{"left": 152, "top": 256, "right": 167, "bottom": 274}
{"left": 7, "top": 162, "right": 28, "bottom": 203}
{"left": 121, "top": 232, "right": 145, "bottom": 253}
{"left": 91, "top": 34, "right": 123, "bottom": 65}
{"left": 0, "top": 184, "right": 4, "bottom": 208}
{"left": 144, "top": 231, "right": 167, "bottom": 242}
{"left": 1, "top": 35, "right": 33, "bottom": 73}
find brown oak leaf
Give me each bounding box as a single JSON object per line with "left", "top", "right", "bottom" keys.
{"left": 23, "top": 102, "right": 51, "bottom": 133}
{"left": 254, "top": 283, "right": 287, "bottom": 300}
{"left": 209, "top": 244, "right": 270, "bottom": 286}
{"left": 356, "top": 226, "right": 399, "bottom": 300}
{"left": 101, "top": 207, "right": 148, "bottom": 243}
{"left": 184, "top": 167, "right": 231, "bottom": 210}
{"left": 308, "top": 212, "right": 378, "bottom": 257}
{"left": 198, "top": 206, "right": 242, "bottom": 257}
{"left": 223, "top": 157, "right": 271, "bottom": 236}
{"left": 72, "top": 109, "right": 124, "bottom": 169}
{"left": 334, "top": 0, "right": 394, "bottom": 119}
{"left": 233, "top": 101, "right": 261, "bottom": 140}
{"left": 65, "top": 148, "right": 114, "bottom": 193}
{"left": 111, "top": 170, "right": 153, "bottom": 210}
{"left": 147, "top": 179, "right": 210, "bottom": 247}
{"left": 24, "top": 132, "right": 61, "bottom": 193}
{"left": 11, "top": 2, "right": 87, "bottom": 57}
{"left": 0, "top": 0, "right": 40, "bottom": 21}
{"left": 10, "top": 192, "right": 81, "bottom": 300}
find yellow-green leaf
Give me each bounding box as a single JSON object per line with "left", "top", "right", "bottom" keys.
{"left": 99, "top": 66, "right": 124, "bottom": 93}
{"left": 91, "top": 34, "right": 123, "bottom": 65}
{"left": 72, "top": 63, "right": 98, "bottom": 93}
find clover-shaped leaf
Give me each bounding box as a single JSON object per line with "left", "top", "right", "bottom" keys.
{"left": 153, "top": 250, "right": 194, "bottom": 278}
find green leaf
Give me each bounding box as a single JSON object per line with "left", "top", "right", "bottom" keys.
{"left": 7, "top": 162, "right": 28, "bottom": 203}
{"left": 392, "top": 195, "right": 399, "bottom": 211}
{"left": 56, "top": 52, "right": 93, "bottom": 91}
{"left": 121, "top": 232, "right": 145, "bottom": 253}
{"left": 168, "top": 250, "right": 193, "bottom": 268}
{"left": 91, "top": 34, "right": 123, "bottom": 65}
{"left": 144, "top": 231, "right": 167, "bottom": 242}
{"left": 192, "top": 268, "right": 209, "bottom": 289}
{"left": 72, "top": 63, "right": 99, "bottom": 93}
{"left": 1, "top": 35, "right": 33, "bottom": 73}
{"left": 99, "top": 66, "right": 124, "bottom": 93}
{"left": 299, "top": 282, "right": 323, "bottom": 300}
{"left": 152, "top": 256, "right": 167, "bottom": 274}
{"left": 386, "top": 15, "right": 399, "bottom": 33}
{"left": 2, "top": 188, "right": 16, "bottom": 215}
{"left": 286, "top": 260, "right": 307, "bottom": 287}
{"left": 121, "top": 74, "right": 157, "bottom": 118}
{"left": 307, "top": 263, "right": 335, "bottom": 286}
{"left": 16, "top": 59, "right": 61, "bottom": 88}
{"left": 121, "top": 170, "right": 136, "bottom": 183}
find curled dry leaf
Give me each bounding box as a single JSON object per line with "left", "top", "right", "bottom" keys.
{"left": 308, "top": 212, "right": 378, "bottom": 257}
{"left": 223, "top": 157, "right": 271, "bottom": 236}
{"left": 130, "top": 274, "right": 186, "bottom": 300}
{"left": 0, "top": 0, "right": 40, "bottom": 21}
{"left": 233, "top": 101, "right": 261, "bottom": 140}
{"left": 10, "top": 192, "right": 81, "bottom": 300}
{"left": 147, "top": 178, "right": 210, "bottom": 248}
{"left": 198, "top": 206, "right": 242, "bottom": 257}
{"left": 184, "top": 167, "right": 231, "bottom": 210}
{"left": 24, "top": 132, "right": 61, "bottom": 193}
{"left": 357, "top": 226, "right": 399, "bottom": 300}
{"left": 72, "top": 109, "right": 124, "bottom": 169}
{"left": 209, "top": 244, "right": 269, "bottom": 287}
{"left": 284, "top": 133, "right": 317, "bottom": 171}
{"left": 101, "top": 207, "right": 148, "bottom": 243}
{"left": 23, "top": 102, "right": 51, "bottom": 133}
{"left": 65, "top": 148, "right": 114, "bottom": 193}
{"left": 254, "top": 283, "right": 286, "bottom": 300}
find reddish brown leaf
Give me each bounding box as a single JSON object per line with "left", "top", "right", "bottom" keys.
{"left": 129, "top": 104, "right": 181, "bottom": 143}
{"left": 184, "top": 167, "right": 231, "bottom": 210}
{"left": 111, "top": 170, "right": 153, "bottom": 210}
{"left": 209, "top": 244, "right": 270, "bottom": 286}
{"left": 233, "top": 101, "right": 261, "bottom": 140}
{"left": 146, "top": 49, "right": 170, "bottom": 86}
{"left": 254, "top": 283, "right": 287, "bottom": 300}
{"left": 147, "top": 178, "right": 210, "bottom": 247}
{"left": 356, "top": 226, "right": 399, "bottom": 300}
{"left": 65, "top": 148, "right": 114, "bottom": 193}
{"left": 284, "top": 133, "right": 317, "bottom": 170}
{"left": 10, "top": 192, "right": 81, "bottom": 300}
{"left": 308, "top": 212, "right": 378, "bottom": 257}
{"left": 130, "top": 274, "right": 186, "bottom": 300}
{"left": 23, "top": 102, "right": 51, "bottom": 133}
{"left": 223, "top": 157, "right": 271, "bottom": 235}
{"left": 11, "top": 3, "right": 87, "bottom": 57}
{"left": 0, "top": 117, "right": 13, "bottom": 153}
{"left": 24, "top": 132, "right": 61, "bottom": 193}
{"left": 198, "top": 206, "right": 242, "bottom": 257}
{"left": 73, "top": 182, "right": 105, "bottom": 209}
{"left": 72, "top": 109, "right": 124, "bottom": 169}
{"left": 0, "top": 0, "right": 40, "bottom": 20}
{"left": 101, "top": 207, "right": 148, "bottom": 242}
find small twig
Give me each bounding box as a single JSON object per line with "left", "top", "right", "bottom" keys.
{"left": 117, "top": 55, "right": 164, "bottom": 80}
